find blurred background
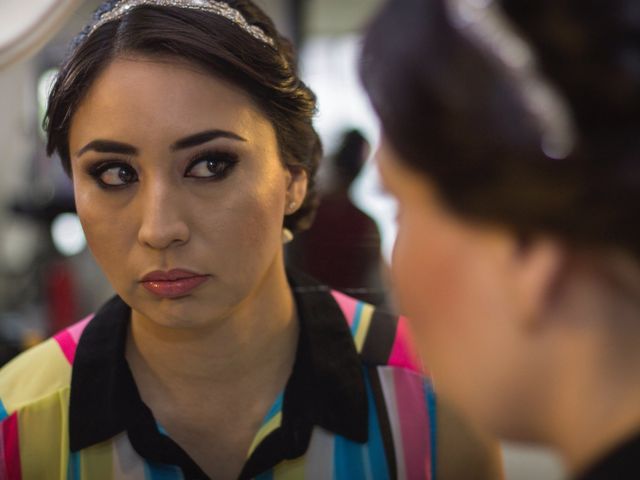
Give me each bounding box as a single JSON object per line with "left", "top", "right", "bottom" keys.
{"left": 0, "top": 1, "right": 564, "bottom": 478}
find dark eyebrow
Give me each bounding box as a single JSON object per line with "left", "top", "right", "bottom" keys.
{"left": 171, "top": 130, "right": 246, "bottom": 151}
{"left": 76, "top": 140, "right": 138, "bottom": 157}
{"left": 76, "top": 130, "right": 246, "bottom": 157}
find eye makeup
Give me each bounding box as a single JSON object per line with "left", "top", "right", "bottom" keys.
{"left": 184, "top": 150, "right": 239, "bottom": 181}
{"left": 87, "top": 160, "right": 139, "bottom": 189}
{"left": 83, "top": 149, "right": 239, "bottom": 190}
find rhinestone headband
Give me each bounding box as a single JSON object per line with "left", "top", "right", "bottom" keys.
{"left": 445, "top": 0, "right": 575, "bottom": 160}
{"left": 87, "top": 0, "right": 276, "bottom": 48}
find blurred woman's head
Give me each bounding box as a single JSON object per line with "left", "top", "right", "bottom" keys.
{"left": 44, "top": 0, "right": 321, "bottom": 329}
{"left": 362, "top": 0, "right": 640, "bottom": 445}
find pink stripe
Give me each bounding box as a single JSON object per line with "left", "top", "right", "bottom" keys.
{"left": 53, "top": 316, "right": 93, "bottom": 365}
{"left": 68, "top": 315, "right": 93, "bottom": 344}
{"left": 393, "top": 370, "right": 432, "bottom": 480}
{"left": 0, "top": 419, "right": 6, "bottom": 479}
{"left": 388, "top": 317, "right": 423, "bottom": 373}
{"left": 2, "top": 413, "right": 22, "bottom": 480}
{"left": 331, "top": 290, "right": 358, "bottom": 327}
{"left": 54, "top": 330, "right": 77, "bottom": 365}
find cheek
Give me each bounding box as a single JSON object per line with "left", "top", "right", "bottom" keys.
{"left": 74, "top": 179, "right": 113, "bottom": 251}
{"left": 212, "top": 190, "right": 281, "bottom": 258}
{"left": 193, "top": 164, "right": 288, "bottom": 267}
{"left": 391, "top": 208, "right": 516, "bottom": 385}
{"left": 73, "top": 179, "right": 135, "bottom": 282}
{"left": 391, "top": 209, "right": 473, "bottom": 326}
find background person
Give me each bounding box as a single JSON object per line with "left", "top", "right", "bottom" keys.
{"left": 287, "top": 129, "right": 388, "bottom": 306}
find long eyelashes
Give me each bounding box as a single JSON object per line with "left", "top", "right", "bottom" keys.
{"left": 184, "top": 151, "right": 239, "bottom": 180}
{"left": 87, "top": 161, "right": 138, "bottom": 189}
{"left": 85, "top": 150, "right": 239, "bottom": 189}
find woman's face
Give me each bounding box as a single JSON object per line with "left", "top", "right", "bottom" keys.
{"left": 69, "top": 56, "right": 306, "bottom": 329}
{"left": 376, "top": 137, "right": 550, "bottom": 437}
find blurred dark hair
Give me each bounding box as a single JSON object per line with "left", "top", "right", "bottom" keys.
{"left": 45, "top": 0, "right": 321, "bottom": 233}
{"left": 361, "top": 0, "right": 640, "bottom": 257}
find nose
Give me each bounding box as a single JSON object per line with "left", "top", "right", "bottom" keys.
{"left": 137, "top": 180, "right": 190, "bottom": 250}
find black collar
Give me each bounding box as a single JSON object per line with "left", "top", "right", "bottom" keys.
{"left": 574, "top": 431, "right": 640, "bottom": 480}
{"left": 69, "top": 270, "right": 367, "bottom": 479}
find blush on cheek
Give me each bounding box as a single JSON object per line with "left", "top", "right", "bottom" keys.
{"left": 392, "top": 218, "right": 462, "bottom": 317}
{"left": 390, "top": 212, "right": 483, "bottom": 372}
{"left": 216, "top": 188, "right": 283, "bottom": 273}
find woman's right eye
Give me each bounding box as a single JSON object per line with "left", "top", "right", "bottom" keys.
{"left": 89, "top": 163, "right": 138, "bottom": 188}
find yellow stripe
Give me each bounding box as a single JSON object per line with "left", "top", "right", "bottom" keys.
{"left": 273, "top": 455, "right": 306, "bottom": 480}
{"left": 80, "top": 440, "right": 114, "bottom": 479}
{"left": 354, "top": 303, "right": 374, "bottom": 352}
{"left": 19, "top": 388, "right": 70, "bottom": 480}
{"left": 0, "top": 339, "right": 71, "bottom": 413}
{"left": 247, "top": 411, "right": 283, "bottom": 457}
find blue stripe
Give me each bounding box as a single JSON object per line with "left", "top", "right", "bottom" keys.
{"left": 67, "top": 451, "right": 81, "bottom": 480}
{"left": 334, "top": 434, "right": 367, "bottom": 480}
{"left": 334, "top": 371, "right": 389, "bottom": 480}
{"left": 0, "top": 398, "right": 7, "bottom": 421}
{"left": 263, "top": 392, "right": 284, "bottom": 424}
{"left": 255, "top": 471, "right": 274, "bottom": 480}
{"left": 364, "top": 372, "right": 390, "bottom": 480}
{"left": 425, "top": 381, "right": 438, "bottom": 479}
{"left": 145, "top": 461, "right": 184, "bottom": 480}
{"left": 350, "top": 302, "right": 365, "bottom": 336}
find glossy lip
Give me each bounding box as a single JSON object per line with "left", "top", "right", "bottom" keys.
{"left": 140, "top": 269, "right": 210, "bottom": 299}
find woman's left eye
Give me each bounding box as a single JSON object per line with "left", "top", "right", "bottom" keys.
{"left": 185, "top": 152, "right": 238, "bottom": 180}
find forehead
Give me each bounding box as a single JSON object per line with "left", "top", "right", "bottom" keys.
{"left": 69, "top": 56, "right": 273, "bottom": 149}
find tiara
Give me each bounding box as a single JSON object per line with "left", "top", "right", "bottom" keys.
{"left": 445, "top": 0, "right": 575, "bottom": 160}
{"left": 87, "top": 0, "right": 276, "bottom": 48}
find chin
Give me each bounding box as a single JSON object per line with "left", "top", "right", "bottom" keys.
{"left": 127, "top": 291, "right": 224, "bottom": 331}
{"left": 464, "top": 394, "right": 544, "bottom": 444}
{"left": 490, "top": 419, "right": 545, "bottom": 445}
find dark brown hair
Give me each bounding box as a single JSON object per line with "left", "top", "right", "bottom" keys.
{"left": 45, "top": 0, "right": 322, "bottom": 233}
{"left": 361, "top": 0, "right": 640, "bottom": 257}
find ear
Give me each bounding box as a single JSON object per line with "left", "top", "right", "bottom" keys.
{"left": 511, "top": 236, "right": 566, "bottom": 331}
{"left": 285, "top": 166, "right": 308, "bottom": 214}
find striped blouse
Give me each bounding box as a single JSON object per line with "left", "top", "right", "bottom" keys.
{"left": 0, "top": 271, "right": 436, "bottom": 479}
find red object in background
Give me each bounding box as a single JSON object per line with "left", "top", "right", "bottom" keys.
{"left": 45, "top": 260, "right": 77, "bottom": 333}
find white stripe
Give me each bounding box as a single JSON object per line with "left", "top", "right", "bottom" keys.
{"left": 304, "top": 426, "right": 335, "bottom": 480}
{"left": 361, "top": 445, "right": 374, "bottom": 480}
{"left": 378, "top": 367, "right": 407, "bottom": 480}
{"left": 112, "top": 433, "right": 147, "bottom": 479}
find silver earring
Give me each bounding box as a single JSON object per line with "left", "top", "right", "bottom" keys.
{"left": 288, "top": 201, "right": 297, "bottom": 213}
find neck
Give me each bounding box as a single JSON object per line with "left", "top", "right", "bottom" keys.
{"left": 126, "top": 260, "right": 299, "bottom": 394}
{"left": 544, "top": 285, "right": 640, "bottom": 475}
{"left": 551, "top": 360, "right": 640, "bottom": 475}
